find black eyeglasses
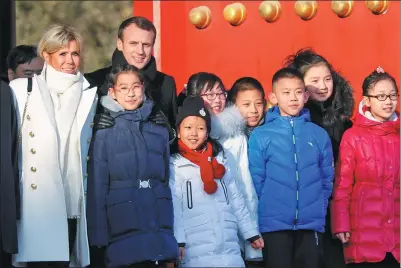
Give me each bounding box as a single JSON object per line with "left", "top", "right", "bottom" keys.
{"left": 365, "top": 93, "right": 399, "bottom": 101}
{"left": 200, "top": 92, "right": 227, "bottom": 101}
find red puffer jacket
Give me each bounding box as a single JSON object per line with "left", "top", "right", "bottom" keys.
{"left": 331, "top": 106, "right": 400, "bottom": 264}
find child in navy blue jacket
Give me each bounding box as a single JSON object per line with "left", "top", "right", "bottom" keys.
{"left": 248, "top": 68, "right": 334, "bottom": 268}
{"left": 87, "top": 64, "right": 178, "bottom": 268}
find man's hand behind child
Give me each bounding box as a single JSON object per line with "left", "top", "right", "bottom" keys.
{"left": 336, "top": 232, "right": 350, "bottom": 243}
{"left": 251, "top": 237, "right": 264, "bottom": 249}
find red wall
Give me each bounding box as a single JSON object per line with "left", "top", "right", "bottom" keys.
{"left": 134, "top": 1, "right": 400, "bottom": 112}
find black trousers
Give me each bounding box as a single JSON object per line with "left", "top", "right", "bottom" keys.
{"left": 347, "top": 253, "right": 399, "bottom": 268}
{"left": 322, "top": 230, "right": 347, "bottom": 268}
{"left": 27, "top": 219, "right": 77, "bottom": 268}
{"left": 127, "top": 260, "right": 172, "bottom": 268}
{"left": 262, "top": 230, "right": 323, "bottom": 268}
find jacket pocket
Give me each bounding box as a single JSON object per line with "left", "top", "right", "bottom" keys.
{"left": 153, "top": 185, "right": 174, "bottom": 230}
{"left": 106, "top": 193, "right": 139, "bottom": 238}
{"left": 186, "top": 181, "right": 193, "bottom": 209}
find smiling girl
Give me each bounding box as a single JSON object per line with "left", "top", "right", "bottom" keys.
{"left": 331, "top": 68, "right": 400, "bottom": 268}
{"left": 87, "top": 64, "right": 178, "bottom": 267}
{"left": 228, "top": 77, "right": 268, "bottom": 138}
{"left": 170, "top": 96, "right": 262, "bottom": 267}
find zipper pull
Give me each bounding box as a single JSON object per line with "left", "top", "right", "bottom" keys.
{"left": 290, "top": 118, "right": 294, "bottom": 127}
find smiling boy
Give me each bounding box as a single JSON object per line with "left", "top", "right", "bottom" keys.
{"left": 248, "top": 68, "right": 334, "bottom": 268}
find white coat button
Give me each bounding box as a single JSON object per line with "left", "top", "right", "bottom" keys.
{"left": 30, "top": 167, "right": 37, "bottom": 172}
{"left": 30, "top": 148, "right": 36, "bottom": 154}
{"left": 29, "top": 132, "right": 35, "bottom": 138}
{"left": 31, "top": 183, "right": 37, "bottom": 190}
{"left": 26, "top": 115, "right": 31, "bottom": 121}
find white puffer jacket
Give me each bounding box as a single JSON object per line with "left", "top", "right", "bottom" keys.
{"left": 170, "top": 153, "right": 259, "bottom": 267}
{"left": 210, "top": 105, "right": 262, "bottom": 261}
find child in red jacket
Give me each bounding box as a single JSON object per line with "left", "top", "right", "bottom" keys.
{"left": 331, "top": 67, "right": 400, "bottom": 268}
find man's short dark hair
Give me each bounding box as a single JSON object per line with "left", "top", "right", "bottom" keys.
{"left": 272, "top": 67, "right": 305, "bottom": 88}
{"left": 7, "top": 45, "right": 39, "bottom": 71}
{"left": 118, "top": 16, "right": 157, "bottom": 42}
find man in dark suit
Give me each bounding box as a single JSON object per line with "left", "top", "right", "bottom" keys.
{"left": 0, "top": 81, "right": 19, "bottom": 267}
{"left": 85, "top": 16, "right": 178, "bottom": 136}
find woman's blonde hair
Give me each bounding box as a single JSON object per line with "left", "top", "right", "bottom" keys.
{"left": 38, "top": 24, "right": 83, "bottom": 58}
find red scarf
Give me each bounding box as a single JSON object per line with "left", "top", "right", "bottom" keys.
{"left": 178, "top": 139, "right": 226, "bottom": 194}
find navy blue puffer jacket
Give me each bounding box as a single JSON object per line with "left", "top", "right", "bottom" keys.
{"left": 248, "top": 106, "right": 334, "bottom": 234}
{"left": 87, "top": 96, "right": 178, "bottom": 267}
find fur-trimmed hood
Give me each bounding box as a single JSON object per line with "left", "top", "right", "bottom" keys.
{"left": 100, "top": 95, "right": 125, "bottom": 113}
{"left": 100, "top": 95, "right": 153, "bottom": 122}
{"left": 305, "top": 70, "right": 354, "bottom": 127}
{"left": 209, "top": 105, "right": 247, "bottom": 140}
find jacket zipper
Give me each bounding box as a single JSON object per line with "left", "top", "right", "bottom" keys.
{"left": 220, "top": 180, "right": 229, "bottom": 204}
{"left": 290, "top": 118, "right": 299, "bottom": 230}
{"left": 186, "top": 181, "right": 193, "bottom": 209}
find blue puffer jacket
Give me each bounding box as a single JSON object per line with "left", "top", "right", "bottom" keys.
{"left": 248, "top": 106, "right": 334, "bottom": 234}
{"left": 87, "top": 96, "right": 178, "bottom": 268}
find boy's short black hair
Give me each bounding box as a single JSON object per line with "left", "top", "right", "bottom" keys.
{"left": 7, "top": 45, "right": 39, "bottom": 71}
{"left": 272, "top": 68, "right": 305, "bottom": 90}
{"left": 228, "top": 77, "right": 265, "bottom": 104}
{"left": 118, "top": 16, "right": 156, "bottom": 43}
{"left": 107, "top": 64, "right": 145, "bottom": 88}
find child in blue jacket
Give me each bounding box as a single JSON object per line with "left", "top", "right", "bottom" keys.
{"left": 87, "top": 64, "right": 178, "bottom": 268}
{"left": 248, "top": 68, "right": 334, "bottom": 268}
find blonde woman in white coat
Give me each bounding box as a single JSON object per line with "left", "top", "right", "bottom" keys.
{"left": 170, "top": 96, "right": 263, "bottom": 268}
{"left": 10, "top": 25, "right": 96, "bottom": 267}
{"left": 183, "top": 72, "right": 262, "bottom": 261}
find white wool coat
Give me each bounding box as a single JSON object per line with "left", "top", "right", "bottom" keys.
{"left": 10, "top": 75, "right": 97, "bottom": 267}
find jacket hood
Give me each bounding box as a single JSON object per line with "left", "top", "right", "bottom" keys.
{"left": 209, "top": 105, "right": 246, "bottom": 140}
{"left": 100, "top": 95, "right": 153, "bottom": 121}
{"left": 305, "top": 70, "right": 354, "bottom": 127}
{"left": 266, "top": 106, "right": 311, "bottom": 123}
{"left": 355, "top": 100, "right": 399, "bottom": 135}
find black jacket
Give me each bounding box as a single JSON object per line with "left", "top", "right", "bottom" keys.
{"left": 85, "top": 50, "right": 178, "bottom": 128}
{"left": 305, "top": 71, "right": 354, "bottom": 163}
{"left": 0, "top": 81, "right": 19, "bottom": 254}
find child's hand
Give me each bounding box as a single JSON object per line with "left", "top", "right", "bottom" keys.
{"left": 251, "top": 237, "right": 264, "bottom": 249}
{"left": 335, "top": 232, "right": 350, "bottom": 243}
{"left": 179, "top": 247, "right": 185, "bottom": 260}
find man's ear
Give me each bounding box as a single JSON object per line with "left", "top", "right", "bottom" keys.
{"left": 7, "top": 69, "right": 14, "bottom": 81}
{"left": 268, "top": 92, "right": 278, "bottom": 105}
{"left": 117, "top": 38, "right": 123, "bottom": 51}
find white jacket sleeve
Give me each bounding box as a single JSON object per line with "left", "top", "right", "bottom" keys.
{"left": 226, "top": 176, "right": 259, "bottom": 241}
{"left": 236, "top": 135, "right": 259, "bottom": 226}
{"left": 236, "top": 136, "right": 263, "bottom": 260}
{"left": 169, "top": 165, "right": 186, "bottom": 244}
